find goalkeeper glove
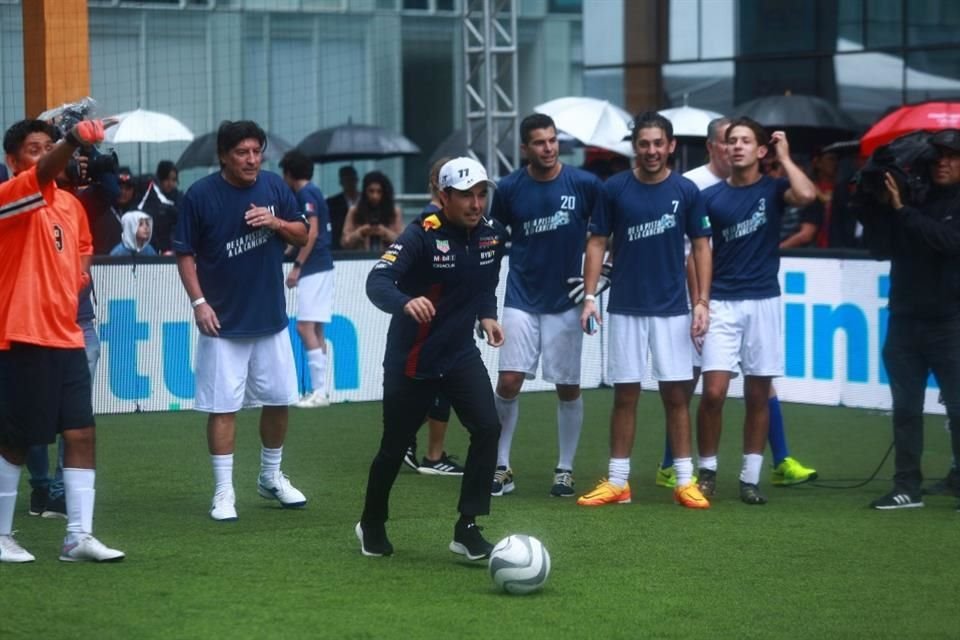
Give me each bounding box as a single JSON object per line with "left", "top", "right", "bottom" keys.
{"left": 566, "top": 261, "right": 612, "bottom": 304}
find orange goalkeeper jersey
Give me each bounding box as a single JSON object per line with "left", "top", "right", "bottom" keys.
{"left": 0, "top": 166, "right": 92, "bottom": 349}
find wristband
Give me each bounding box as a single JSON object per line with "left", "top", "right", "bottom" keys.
{"left": 584, "top": 294, "right": 597, "bottom": 303}
{"left": 191, "top": 297, "right": 206, "bottom": 308}
{"left": 293, "top": 260, "right": 302, "bottom": 268}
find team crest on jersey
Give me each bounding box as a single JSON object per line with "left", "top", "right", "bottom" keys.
{"left": 435, "top": 239, "right": 450, "bottom": 254}
{"left": 305, "top": 202, "right": 315, "bottom": 213}
{"left": 422, "top": 214, "right": 442, "bottom": 230}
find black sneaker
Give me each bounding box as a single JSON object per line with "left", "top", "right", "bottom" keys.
{"left": 402, "top": 443, "right": 419, "bottom": 471}
{"left": 870, "top": 490, "right": 924, "bottom": 510}
{"left": 550, "top": 468, "right": 575, "bottom": 497}
{"left": 42, "top": 494, "right": 67, "bottom": 519}
{"left": 697, "top": 468, "right": 717, "bottom": 497}
{"left": 923, "top": 468, "right": 960, "bottom": 497}
{"left": 417, "top": 453, "right": 464, "bottom": 476}
{"left": 739, "top": 481, "right": 768, "bottom": 505}
{"left": 449, "top": 520, "right": 493, "bottom": 561}
{"left": 29, "top": 487, "right": 47, "bottom": 517}
{"left": 355, "top": 521, "right": 394, "bottom": 557}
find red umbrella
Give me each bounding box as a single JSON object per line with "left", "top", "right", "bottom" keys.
{"left": 860, "top": 101, "right": 960, "bottom": 156}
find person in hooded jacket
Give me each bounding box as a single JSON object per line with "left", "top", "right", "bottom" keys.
{"left": 109, "top": 210, "right": 157, "bottom": 257}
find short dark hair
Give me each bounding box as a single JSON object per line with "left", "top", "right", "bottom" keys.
{"left": 156, "top": 160, "right": 177, "bottom": 181}
{"left": 338, "top": 165, "right": 358, "bottom": 179}
{"left": 429, "top": 156, "right": 451, "bottom": 195}
{"left": 3, "top": 119, "right": 58, "bottom": 155}
{"left": 706, "top": 117, "right": 733, "bottom": 143}
{"left": 279, "top": 150, "right": 314, "bottom": 181}
{"left": 725, "top": 117, "right": 769, "bottom": 147}
{"left": 630, "top": 111, "right": 673, "bottom": 144}
{"left": 216, "top": 120, "right": 267, "bottom": 158}
{"left": 520, "top": 113, "right": 556, "bottom": 144}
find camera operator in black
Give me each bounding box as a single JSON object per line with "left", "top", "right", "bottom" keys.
{"left": 860, "top": 129, "right": 960, "bottom": 510}
{"left": 357, "top": 157, "right": 506, "bottom": 559}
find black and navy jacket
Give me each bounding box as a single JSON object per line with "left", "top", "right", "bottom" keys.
{"left": 366, "top": 208, "right": 506, "bottom": 378}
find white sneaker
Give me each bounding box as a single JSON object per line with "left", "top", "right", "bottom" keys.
{"left": 210, "top": 488, "right": 238, "bottom": 521}
{"left": 295, "top": 390, "right": 329, "bottom": 408}
{"left": 59, "top": 534, "right": 125, "bottom": 562}
{"left": 0, "top": 533, "right": 36, "bottom": 563}
{"left": 258, "top": 471, "right": 307, "bottom": 508}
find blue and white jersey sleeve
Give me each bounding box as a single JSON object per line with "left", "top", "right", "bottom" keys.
{"left": 706, "top": 175, "right": 789, "bottom": 301}
{"left": 493, "top": 166, "right": 601, "bottom": 314}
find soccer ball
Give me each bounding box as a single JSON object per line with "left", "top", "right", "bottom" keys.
{"left": 488, "top": 534, "right": 551, "bottom": 595}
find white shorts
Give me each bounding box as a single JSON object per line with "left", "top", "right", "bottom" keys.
{"left": 194, "top": 329, "right": 300, "bottom": 413}
{"left": 296, "top": 270, "right": 334, "bottom": 323}
{"left": 700, "top": 297, "right": 783, "bottom": 377}
{"left": 608, "top": 313, "right": 694, "bottom": 383}
{"left": 498, "top": 307, "right": 583, "bottom": 384}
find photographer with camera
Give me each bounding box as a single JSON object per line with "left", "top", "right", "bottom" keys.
{"left": 860, "top": 129, "right": 960, "bottom": 511}
{"left": 0, "top": 117, "right": 124, "bottom": 562}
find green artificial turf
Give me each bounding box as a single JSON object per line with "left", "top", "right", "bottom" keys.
{"left": 3, "top": 389, "right": 958, "bottom": 639}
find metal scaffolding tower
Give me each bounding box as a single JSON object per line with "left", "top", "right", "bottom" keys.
{"left": 462, "top": 0, "right": 519, "bottom": 180}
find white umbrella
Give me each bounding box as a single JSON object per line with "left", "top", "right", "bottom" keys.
{"left": 658, "top": 105, "right": 724, "bottom": 137}
{"left": 534, "top": 97, "right": 633, "bottom": 154}
{"left": 104, "top": 108, "right": 194, "bottom": 144}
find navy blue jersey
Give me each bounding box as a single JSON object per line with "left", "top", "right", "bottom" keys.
{"left": 591, "top": 171, "right": 711, "bottom": 316}
{"left": 173, "top": 171, "right": 307, "bottom": 337}
{"left": 298, "top": 182, "right": 333, "bottom": 275}
{"left": 704, "top": 175, "right": 789, "bottom": 300}
{"left": 366, "top": 210, "right": 506, "bottom": 378}
{"left": 491, "top": 165, "right": 602, "bottom": 314}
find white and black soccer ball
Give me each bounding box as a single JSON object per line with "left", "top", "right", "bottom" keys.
{"left": 488, "top": 534, "right": 551, "bottom": 595}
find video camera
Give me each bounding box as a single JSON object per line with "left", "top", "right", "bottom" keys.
{"left": 40, "top": 96, "right": 119, "bottom": 186}
{"left": 853, "top": 131, "right": 936, "bottom": 208}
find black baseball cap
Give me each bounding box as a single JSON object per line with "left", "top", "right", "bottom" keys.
{"left": 931, "top": 129, "right": 960, "bottom": 153}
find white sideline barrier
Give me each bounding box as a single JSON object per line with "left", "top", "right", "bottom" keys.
{"left": 89, "top": 256, "right": 941, "bottom": 416}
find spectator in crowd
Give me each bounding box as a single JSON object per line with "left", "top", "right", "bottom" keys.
{"left": 87, "top": 165, "right": 136, "bottom": 255}
{"left": 279, "top": 150, "right": 335, "bottom": 409}
{"left": 109, "top": 210, "right": 157, "bottom": 257}
{"left": 340, "top": 171, "right": 404, "bottom": 251}
{"left": 326, "top": 165, "right": 360, "bottom": 251}
{"left": 138, "top": 160, "right": 180, "bottom": 254}
{"left": 772, "top": 157, "right": 824, "bottom": 249}
{"left": 811, "top": 149, "right": 840, "bottom": 248}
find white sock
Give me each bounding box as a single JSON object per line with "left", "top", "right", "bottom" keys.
{"left": 556, "top": 397, "right": 583, "bottom": 471}
{"left": 211, "top": 454, "right": 234, "bottom": 493}
{"left": 260, "top": 446, "right": 282, "bottom": 478}
{"left": 608, "top": 457, "right": 630, "bottom": 488}
{"left": 63, "top": 467, "right": 95, "bottom": 537}
{"left": 495, "top": 394, "right": 519, "bottom": 468}
{"left": 675, "top": 457, "right": 694, "bottom": 487}
{"left": 0, "top": 457, "right": 21, "bottom": 536}
{"left": 307, "top": 348, "right": 327, "bottom": 396}
{"left": 699, "top": 455, "right": 718, "bottom": 471}
{"left": 740, "top": 453, "right": 764, "bottom": 485}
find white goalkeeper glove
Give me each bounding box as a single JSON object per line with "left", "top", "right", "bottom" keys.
{"left": 566, "top": 262, "right": 612, "bottom": 304}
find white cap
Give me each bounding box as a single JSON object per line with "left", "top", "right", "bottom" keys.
{"left": 438, "top": 157, "right": 496, "bottom": 192}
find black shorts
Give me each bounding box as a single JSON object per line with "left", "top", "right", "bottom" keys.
{"left": 0, "top": 343, "right": 94, "bottom": 448}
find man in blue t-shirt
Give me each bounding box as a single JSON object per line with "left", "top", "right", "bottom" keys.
{"left": 578, "top": 112, "right": 713, "bottom": 509}
{"left": 696, "top": 117, "right": 816, "bottom": 505}
{"left": 280, "top": 150, "right": 335, "bottom": 409}
{"left": 489, "top": 114, "right": 603, "bottom": 499}
{"left": 173, "top": 120, "right": 310, "bottom": 522}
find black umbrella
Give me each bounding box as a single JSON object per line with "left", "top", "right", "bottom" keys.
{"left": 296, "top": 122, "right": 420, "bottom": 163}
{"left": 733, "top": 93, "right": 861, "bottom": 149}
{"left": 176, "top": 130, "right": 293, "bottom": 170}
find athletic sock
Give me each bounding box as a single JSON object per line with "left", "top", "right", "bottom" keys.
{"left": 211, "top": 454, "right": 234, "bottom": 493}
{"left": 63, "top": 467, "right": 95, "bottom": 537}
{"left": 661, "top": 433, "right": 675, "bottom": 469}
{"left": 494, "top": 393, "right": 519, "bottom": 469}
{"left": 739, "top": 453, "right": 764, "bottom": 485}
{"left": 699, "top": 455, "right": 718, "bottom": 472}
{"left": 768, "top": 396, "right": 789, "bottom": 466}
{"left": 608, "top": 458, "right": 630, "bottom": 488}
{"left": 0, "top": 457, "right": 21, "bottom": 536}
{"left": 675, "top": 457, "right": 694, "bottom": 487}
{"left": 556, "top": 397, "right": 583, "bottom": 471}
{"left": 260, "top": 446, "right": 283, "bottom": 478}
{"left": 307, "top": 347, "right": 327, "bottom": 396}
